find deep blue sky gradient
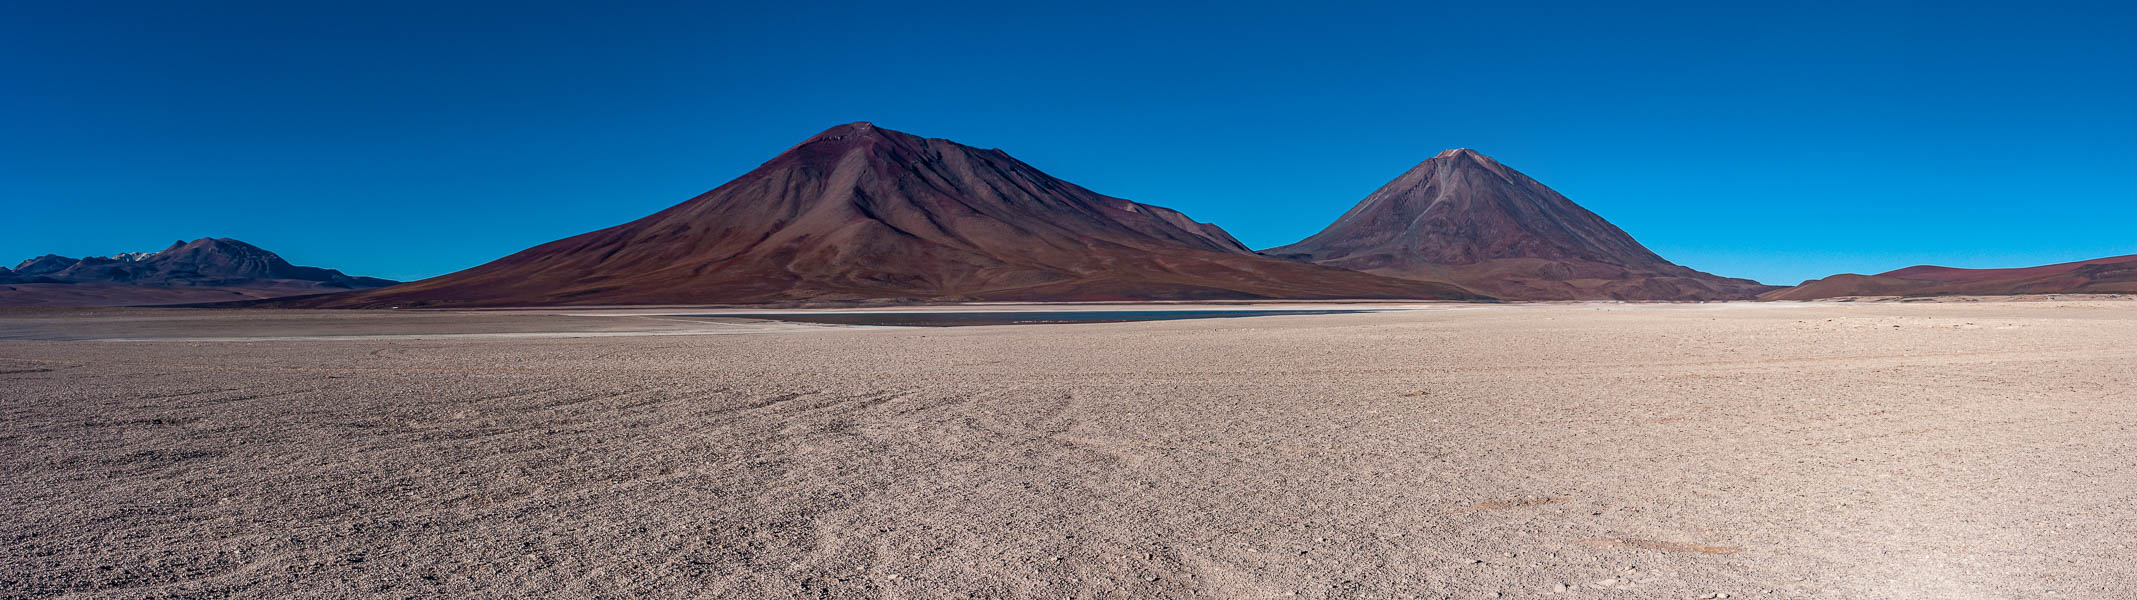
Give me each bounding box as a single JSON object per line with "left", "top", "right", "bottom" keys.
{"left": 5, "top": 1, "right": 2133, "bottom": 285}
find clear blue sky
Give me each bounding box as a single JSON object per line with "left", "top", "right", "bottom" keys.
{"left": 5, "top": 1, "right": 2132, "bottom": 285}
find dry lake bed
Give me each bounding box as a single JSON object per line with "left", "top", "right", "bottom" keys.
{"left": 2, "top": 300, "right": 2133, "bottom": 599}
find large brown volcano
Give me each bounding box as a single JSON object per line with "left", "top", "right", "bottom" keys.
{"left": 287, "top": 123, "right": 1480, "bottom": 308}
{"left": 1264, "top": 149, "right": 1773, "bottom": 301}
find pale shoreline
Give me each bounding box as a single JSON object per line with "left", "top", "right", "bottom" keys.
{"left": 3, "top": 300, "right": 2134, "bottom": 598}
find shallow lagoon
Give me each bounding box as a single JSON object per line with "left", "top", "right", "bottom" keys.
{"left": 676, "top": 309, "right": 1369, "bottom": 327}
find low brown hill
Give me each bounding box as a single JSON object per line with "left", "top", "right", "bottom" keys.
{"left": 1762, "top": 254, "right": 2137, "bottom": 300}
{"left": 282, "top": 123, "right": 1483, "bottom": 308}
{"left": 0, "top": 238, "right": 396, "bottom": 306}
{"left": 1264, "top": 149, "right": 1773, "bottom": 301}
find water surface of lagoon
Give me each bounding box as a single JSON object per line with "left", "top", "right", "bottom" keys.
{"left": 676, "top": 309, "right": 1370, "bottom": 327}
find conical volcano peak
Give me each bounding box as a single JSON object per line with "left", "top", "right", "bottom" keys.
{"left": 799, "top": 120, "right": 888, "bottom": 145}
{"left": 1267, "top": 148, "right": 1775, "bottom": 301}
{"left": 167, "top": 237, "right": 265, "bottom": 255}
{"left": 754, "top": 122, "right": 884, "bottom": 170}
{"left": 1427, "top": 148, "right": 1511, "bottom": 173}
{"left": 800, "top": 121, "right": 921, "bottom": 146}
{"left": 815, "top": 121, "right": 878, "bottom": 138}
{"left": 1380, "top": 148, "right": 1520, "bottom": 191}
{"left": 770, "top": 121, "right": 937, "bottom": 163}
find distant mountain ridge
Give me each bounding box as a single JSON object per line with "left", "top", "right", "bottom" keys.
{"left": 1265, "top": 148, "right": 1774, "bottom": 300}
{"left": 51, "top": 125, "right": 2113, "bottom": 307}
{"left": 0, "top": 238, "right": 396, "bottom": 306}
{"left": 1764, "top": 254, "right": 2137, "bottom": 299}
{"left": 273, "top": 122, "right": 1482, "bottom": 308}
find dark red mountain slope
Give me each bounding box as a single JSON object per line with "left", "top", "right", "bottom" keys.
{"left": 1264, "top": 149, "right": 1772, "bottom": 301}
{"left": 1763, "top": 254, "right": 2137, "bottom": 299}
{"left": 283, "top": 123, "right": 1482, "bottom": 307}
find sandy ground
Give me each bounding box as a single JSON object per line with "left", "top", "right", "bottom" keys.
{"left": 1, "top": 301, "right": 2133, "bottom": 599}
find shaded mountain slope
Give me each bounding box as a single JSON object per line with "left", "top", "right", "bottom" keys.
{"left": 283, "top": 123, "right": 1482, "bottom": 308}
{"left": 1265, "top": 149, "right": 1772, "bottom": 301}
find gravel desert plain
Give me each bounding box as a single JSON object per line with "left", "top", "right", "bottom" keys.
{"left": 3, "top": 298, "right": 2133, "bottom": 599}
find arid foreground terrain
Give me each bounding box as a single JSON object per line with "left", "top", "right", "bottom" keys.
{"left": 3, "top": 300, "right": 2133, "bottom": 599}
